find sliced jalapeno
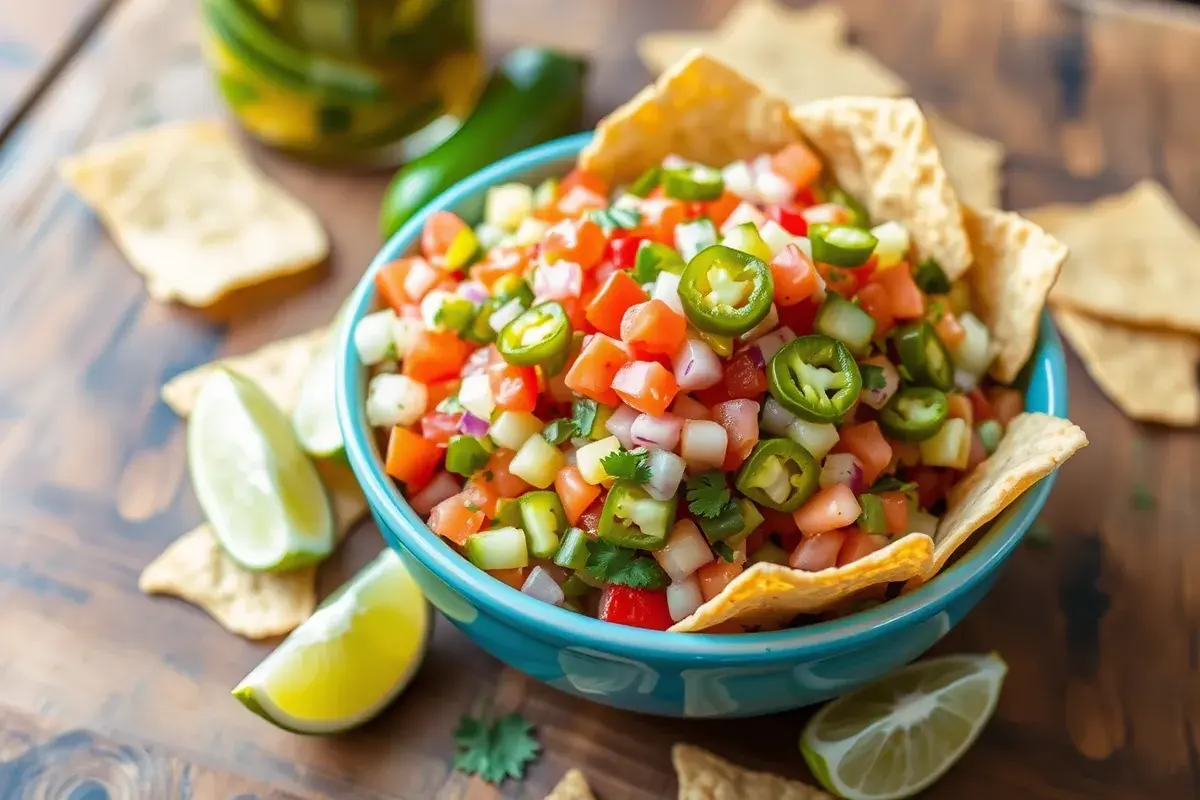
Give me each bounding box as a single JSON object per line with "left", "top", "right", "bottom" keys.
{"left": 735, "top": 438, "right": 819, "bottom": 512}
{"left": 497, "top": 301, "right": 571, "bottom": 370}
{"left": 767, "top": 335, "right": 862, "bottom": 423}
{"left": 913, "top": 257, "right": 951, "bottom": 294}
{"left": 678, "top": 245, "right": 774, "bottom": 336}
{"left": 809, "top": 224, "right": 878, "bottom": 267}
{"left": 628, "top": 165, "right": 663, "bottom": 197}
{"left": 878, "top": 386, "right": 949, "bottom": 442}
{"left": 598, "top": 479, "right": 677, "bottom": 550}
{"left": 894, "top": 321, "right": 954, "bottom": 391}
{"left": 823, "top": 184, "right": 870, "bottom": 228}
{"left": 662, "top": 165, "right": 724, "bottom": 201}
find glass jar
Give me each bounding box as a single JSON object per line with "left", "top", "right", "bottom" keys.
{"left": 200, "top": 0, "right": 483, "bottom": 165}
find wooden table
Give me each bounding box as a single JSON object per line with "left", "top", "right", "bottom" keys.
{"left": 2, "top": 0, "right": 1198, "bottom": 797}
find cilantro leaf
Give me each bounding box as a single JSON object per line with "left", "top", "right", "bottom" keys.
{"left": 860, "top": 364, "right": 887, "bottom": 392}
{"left": 712, "top": 541, "right": 737, "bottom": 563}
{"left": 542, "top": 418, "right": 575, "bottom": 446}
{"left": 453, "top": 713, "right": 540, "bottom": 785}
{"left": 612, "top": 558, "right": 668, "bottom": 589}
{"left": 869, "top": 475, "right": 918, "bottom": 496}
{"left": 584, "top": 541, "right": 667, "bottom": 589}
{"left": 587, "top": 205, "right": 642, "bottom": 234}
{"left": 686, "top": 470, "right": 732, "bottom": 519}
{"left": 600, "top": 448, "right": 651, "bottom": 483}
{"left": 570, "top": 399, "right": 599, "bottom": 438}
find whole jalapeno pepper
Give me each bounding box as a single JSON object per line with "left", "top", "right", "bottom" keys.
{"left": 766, "top": 334, "right": 862, "bottom": 423}
{"left": 678, "top": 245, "right": 774, "bottom": 336}
{"left": 893, "top": 321, "right": 954, "bottom": 391}
{"left": 735, "top": 438, "right": 820, "bottom": 512}
{"left": 878, "top": 386, "right": 949, "bottom": 442}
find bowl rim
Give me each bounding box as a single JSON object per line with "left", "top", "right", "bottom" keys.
{"left": 336, "top": 132, "right": 1069, "bottom": 663}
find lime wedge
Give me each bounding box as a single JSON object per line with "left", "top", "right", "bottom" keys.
{"left": 233, "top": 549, "right": 430, "bottom": 734}
{"left": 188, "top": 368, "right": 334, "bottom": 572}
{"left": 292, "top": 330, "right": 344, "bottom": 459}
{"left": 801, "top": 653, "right": 1007, "bottom": 800}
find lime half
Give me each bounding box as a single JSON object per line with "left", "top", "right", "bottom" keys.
{"left": 233, "top": 549, "right": 430, "bottom": 734}
{"left": 801, "top": 653, "right": 1007, "bottom": 800}
{"left": 292, "top": 330, "right": 344, "bottom": 460}
{"left": 188, "top": 368, "right": 334, "bottom": 571}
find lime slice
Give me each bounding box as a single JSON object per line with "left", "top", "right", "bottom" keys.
{"left": 188, "top": 368, "right": 334, "bottom": 571}
{"left": 233, "top": 549, "right": 430, "bottom": 734}
{"left": 801, "top": 653, "right": 1007, "bottom": 800}
{"left": 292, "top": 330, "right": 344, "bottom": 459}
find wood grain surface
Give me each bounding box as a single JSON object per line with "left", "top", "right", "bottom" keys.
{"left": 1, "top": 0, "right": 1198, "bottom": 798}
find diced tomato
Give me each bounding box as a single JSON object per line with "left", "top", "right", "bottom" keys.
{"left": 855, "top": 282, "right": 895, "bottom": 338}
{"left": 770, "top": 243, "right": 820, "bottom": 306}
{"left": 403, "top": 330, "right": 470, "bottom": 384}
{"left": 598, "top": 585, "right": 675, "bottom": 630}
{"left": 834, "top": 421, "right": 893, "bottom": 485}
{"left": 472, "top": 246, "right": 529, "bottom": 288}
{"left": 555, "top": 465, "right": 601, "bottom": 525}
{"left": 426, "top": 379, "right": 460, "bottom": 410}
{"left": 640, "top": 197, "right": 689, "bottom": 244}
{"left": 723, "top": 352, "right": 768, "bottom": 400}
{"left": 947, "top": 393, "right": 973, "bottom": 427}
{"left": 556, "top": 186, "right": 607, "bottom": 217}
{"left": 968, "top": 387, "right": 994, "bottom": 422}
{"left": 613, "top": 360, "right": 678, "bottom": 416}
{"left": 879, "top": 492, "right": 910, "bottom": 535}
{"left": 777, "top": 297, "right": 820, "bottom": 335}
{"left": 817, "top": 262, "right": 859, "bottom": 297}
{"left": 578, "top": 498, "right": 605, "bottom": 536}
{"left": 490, "top": 568, "right": 529, "bottom": 590}
{"left": 488, "top": 363, "right": 538, "bottom": 413}
{"left": 564, "top": 334, "right": 633, "bottom": 405}
{"left": 934, "top": 310, "right": 967, "bottom": 349}
{"left": 485, "top": 449, "right": 529, "bottom": 498}
{"left": 771, "top": 142, "right": 823, "bottom": 189}
{"left": 462, "top": 346, "right": 495, "bottom": 377}
{"left": 421, "top": 211, "right": 470, "bottom": 263}
{"left": 693, "top": 379, "right": 733, "bottom": 408}
{"left": 427, "top": 493, "right": 486, "bottom": 546}
{"left": 586, "top": 271, "right": 649, "bottom": 339}
{"left": 699, "top": 190, "right": 741, "bottom": 228}
{"left": 385, "top": 427, "right": 442, "bottom": 491}
{"left": 870, "top": 262, "right": 925, "bottom": 319}
{"left": 793, "top": 186, "right": 820, "bottom": 209}
{"left": 541, "top": 218, "right": 607, "bottom": 269}
{"left": 967, "top": 429, "right": 989, "bottom": 470}
{"left": 891, "top": 440, "right": 921, "bottom": 468}
{"left": 608, "top": 235, "right": 647, "bottom": 270}
{"left": 375, "top": 258, "right": 414, "bottom": 310}
{"left": 420, "top": 411, "right": 461, "bottom": 446}
{"left": 712, "top": 399, "right": 760, "bottom": 470}
{"left": 560, "top": 167, "right": 609, "bottom": 198}
{"left": 559, "top": 295, "right": 590, "bottom": 332}
{"left": 671, "top": 394, "right": 711, "bottom": 420}
{"left": 696, "top": 560, "right": 744, "bottom": 601}
{"left": 620, "top": 299, "right": 687, "bottom": 356}
{"left": 989, "top": 387, "right": 1023, "bottom": 425}
{"left": 910, "top": 466, "right": 950, "bottom": 509}
{"left": 837, "top": 529, "right": 888, "bottom": 567}
{"left": 463, "top": 476, "right": 501, "bottom": 518}
{"left": 793, "top": 484, "right": 862, "bottom": 538}
{"left": 766, "top": 204, "right": 809, "bottom": 236}
{"left": 761, "top": 508, "right": 803, "bottom": 552}
{"left": 789, "top": 529, "right": 847, "bottom": 571}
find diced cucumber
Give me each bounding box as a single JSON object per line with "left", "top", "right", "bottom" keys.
{"left": 465, "top": 526, "right": 528, "bottom": 571}
{"left": 919, "top": 417, "right": 970, "bottom": 469}
{"left": 814, "top": 293, "right": 876, "bottom": 354}
{"left": 977, "top": 419, "right": 1003, "bottom": 455}
{"left": 950, "top": 312, "right": 993, "bottom": 376}
{"left": 720, "top": 221, "right": 773, "bottom": 263}
{"left": 870, "top": 221, "right": 910, "bottom": 268}
{"left": 553, "top": 527, "right": 591, "bottom": 571}
{"left": 489, "top": 410, "right": 543, "bottom": 450}
{"left": 785, "top": 418, "right": 839, "bottom": 459}
{"left": 560, "top": 573, "right": 593, "bottom": 599}
{"left": 519, "top": 491, "right": 568, "bottom": 558}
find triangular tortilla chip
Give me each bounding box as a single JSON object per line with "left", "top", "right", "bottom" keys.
{"left": 928, "top": 114, "right": 1004, "bottom": 209}
{"left": 792, "top": 97, "right": 973, "bottom": 279}
{"left": 59, "top": 120, "right": 327, "bottom": 307}
{"left": 579, "top": 50, "right": 803, "bottom": 185}
{"left": 924, "top": 413, "right": 1088, "bottom": 578}
{"left": 1055, "top": 308, "right": 1200, "bottom": 426}
{"left": 668, "top": 534, "right": 932, "bottom": 632}
{"left": 545, "top": 769, "right": 596, "bottom": 800}
{"left": 673, "top": 744, "right": 831, "bottom": 800}
{"left": 963, "top": 206, "right": 1069, "bottom": 383}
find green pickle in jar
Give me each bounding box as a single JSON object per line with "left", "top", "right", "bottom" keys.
{"left": 200, "top": 0, "right": 483, "bottom": 164}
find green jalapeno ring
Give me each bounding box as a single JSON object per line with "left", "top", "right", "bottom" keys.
{"left": 878, "top": 386, "right": 949, "bottom": 442}
{"left": 809, "top": 223, "right": 879, "bottom": 267}
{"left": 767, "top": 334, "right": 862, "bottom": 423}
{"left": 735, "top": 438, "right": 819, "bottom": 512}
{"left": 598, "top": 479, "right": 678, "bottom": 550}
{"left": 662, "top": 165, "right": 724, "bottom": 201}
{"left": 678, "top": 245, "right": 774, "bottom": 336}
{"left": 497, "top": 300, "right": 571, "bottom": 367}
{"left": 893, "top": 321, "right": 955, "bottom": 391}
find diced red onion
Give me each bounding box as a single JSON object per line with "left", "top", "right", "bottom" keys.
{"left": 673, "top": 339, "right": 723, "bottom": 390}
{"left": 409, "top": 471, "right": 461, "bottom": 516}
{"left": 645, "top": 449, "right": 686, "bottom": 502}
{"left": 605, "top": 404, "right": 640, "bottom": 450}
{"left": 667, "top": 574, "right": 706, "bottom": 622}
{"left": 859, "top": 355, "right": 900, "bottom": 410}
{"left": 459, "top": 411, "right": 491, "bottom": 437}
{"left": 761, "top": 396, "right": 798, "bottom": 437}
{"left": 533, "top": 259, "right": 583, "bottom": 301}
{"left": 819, "top": 453, "right": 865, "bottom": 494}
{"left": 631, "top": 413, "right": 682, "bottom": 451}
{"left": 746, "top": 346, "right": 766, "bottom": 370}
{"left": 520, "top": 566, "right": 564, "bottom": 606}
{"left": 680, "top": 419, "right": 728, "bottom": 470}
{"left": 456, "top": 280, "right": 489, "bottom": 305}
{"left": 789, "top": 530, "right": 847, "bottom": 571}
{"left": 909, "top": 510, "right": 939, "bottom": 537}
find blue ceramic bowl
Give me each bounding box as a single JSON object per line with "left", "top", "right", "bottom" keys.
{"left": 337, "top": 132, "right": 1069, "bottom": 718}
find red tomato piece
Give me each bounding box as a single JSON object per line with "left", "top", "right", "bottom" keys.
{"left": 947, "top": 393, "right": 973, "bottom": 426}
{"left": 793, "top": 484, "right": 862, "bottom": 538}
{"left": 712, "top": 399, "right": 761, "bottom": 470}
{"left": 834, "top": 421, "right": 893, "bottom": 486}
{"left": 541, "top": 218, "right": 607, "bottom": 269}
{"left": 564, "top": 334, "right": 633, "bottom": 405}
{"left": 578, "top": 498, "right": 605, "bottom": 536}
{"left": 640, "top": 198, "right": 689, "bottom": 244}
{"left": 375, "top": 258, "right": 414, "bottom": 310}
{"left": 723, "top": 352, "right": 768, "bottom": 400}
{"left": 556, "top": 186, "right": 607, "bottom": 217}
{"left": 836, "top": 529, "right": 888, "bottom": 567}
{"left": 989, "top": 387, "right": 1024, "bottom": 425}
{"left": 463, "top": 476, "right": 500, "bottom": 518}
{"left": 620, "top": 299, "right": 687, "bottom": 356}
{"left": 420, "top": 412, "right": 461, "bottom": 446}
{"left": 555, "top": 465, "right": 601, "bottom": 526}
{"left": 612, "top": 360, "right": 679, "bottom": 416}
{"left": 766, "top": 204, "right": 809, "bottom": 236}
{"left": 472, "top": 246, "right": 529, "bottom": 288}
{"left": 967, "top": 429, "right": 989, "bottom": 470}
{"left": 910, "top": 466, "right": 950, "bottom": 509}
{"left": 559, "top": 167, "right": 609, "bottom": 198}
{"left": 696, "top": 560, "right": 744, "bottom": 601}
{"left": 789, "top": 529, "right": 847, "bottom": 571}
{"left": 425, "top": 379, "right": 460, "bottom": 410}
{"left": 484, "top": 449, "right": 529, "bottom": 498}
{"left": 403, "top": 330, "right": 470, "bottom": 384}
{"left": 777, "top": 297, "right": 821, "bottom": 335}
{"left": 385, "top": 427, "right": 442, "bottom": 491}
{"left": 700, "top": 190, "right": 741, "bottom": 228}
{"left": 670, "top": 394, "right": 711, "bottom": 420}
{"left": 771, "top": 142, "right": 823, "bottom": 189}
{"left": 421, "top": 211, "right": 470, "bottom": 262}
{"left": 879, "top": 492, "right": 910, "bottom": 535}
{"left": 598, "top": 585, "right": 675, "bottom": 630}
{"left": 968, "top": 387, "right": 994, "bottom": 422}
{"left": 934, "top": 311, "right": 967, "bottom": 349}
{"left": 427, "top": 493, "right": 485, "bottom": 546}
{"left": 488, "top": 363, "right": 538, "bottom": 412}
{"left": 870, "top": 262, "right": 925, "bottom": 319}
{"left": 761, "top": 508, "right": 802, "bottom": 552}
{"left": 769, "top": 243, "right": 820, "bottom": 306}
{"left": 855, "top": 282, "right": 895, "bottom": 339}
{"left": 693, "top": 379, "right": 733, "bottom": 408}
{"left": 608, "top": 235, "right": 647, "bottom": 270}
{"left": 490, "top": 568, "right": 529, "bottom": 590}
{"left": 585, "top": 271, "right": 649, "bottom": 339}
{"left": 817, "top": 262, "right": 859, "bottom": 297}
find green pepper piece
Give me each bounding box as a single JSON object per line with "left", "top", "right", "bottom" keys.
{"left": 767, "top": 335, "right": 862, "bottom": 423}
{"left": 629, "top": 165, "right": 663, "bottom": 197}
{"left": 809, "top": 224, "right": 878, "bottom": 267}
{"left": 699, "top": 498, "right": 763, "bottom": 546}
{"left": 878, "top": 387, "right": 949, "bottom": 442}
{"left": 735, "top": 438, "right": 820, "bottom": 512}
{"left": 695, "top": 328, "right": 734, "bottom": 357}
{"left": 445, "top": 435, "right": 493, "bottom": 477}
{"left": 560, "top": 573, "right": 593, "bottom": 599}
{"left": 662, "top": 165, "right": 724, "bottom": 201}
{"left": 678, "top": 245, "right": 774, "bottom": 336}
{"left": 463, "top": 297, "right": 499, "bottom": 345}
{"left": 553, "top": 527, "right": 591, "bottom": 571}
{"left": 894, "top": 321, "right": 955, "bottom": 391}
{"left": 492, "top": 273, "right": 536, "bottom": 307}
{"left": 857, "top": 493, "right": 888, "bottom": 534}
{"left": 823, "top": 184, "right": 870, "bottom": 228}
{"left": 497, "top": 301, "right": 572, "bottom": 370}
{"left": 631, "top": 240, "right": 685, "bottom": 284}
{"left": 492, "top": 497, "right": 523, "bottom": 529}
{"left": 913, "top": 258, "right": 951, "bottom": 294}
{"left": 519, "top": 491, "right": 568, "bottom": 558}
{"left": 598, "top": 479, "right": 678, "bottom": 550}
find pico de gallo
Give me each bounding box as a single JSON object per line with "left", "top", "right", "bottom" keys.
{"left": 355, "top": 143, "right": 1024, "bottom": 631}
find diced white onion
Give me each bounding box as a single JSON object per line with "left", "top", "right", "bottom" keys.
{"left": 605, "top": 404, "right": 639, "bottom": 450}
{"left": 954, "top": 367, "right": 978, "bottom": 393}
{"left": 656, "top": 520, "right": 714, "bottom": 583}
{"left": 761, "top": 397, "right": 798, "bottom": 437}
{"left": 719, "top": 201, "right": 769, "bottom": 235}
{"left": 354, "top": 309, "right": 397, "bottom": 365}
{"left": 680, "top": 419, "right": 728, "bottom": 470}
{"left": 652, "top": 271, "right": 685, "bottom": 316}
{"left": 870, "top": 221, "right": 910, "bottom": 268}
{"left": 645, "top": 449, "right": 686, "bottom": 501}
{"left": 859, "top": 356, "right": 900, "bottom": 410}
{"left": 489, "top": 297, "right": 526, "bottom": 333}
{"left": 402, "top": 257, "right": 439, "bottom": 302}
{"left": 631, "top": 413, "right": 683, "bottom": 451}
{"left": 474, "top": 222, "right": 507, "bottom": 250}
{"left": 420, "top": 290, "right": 451, "bottom": 331}
{"left": 458, "top": 373, "right": 495, "bottom": 420}
{"left": 755, "top": 169, "right": 795, "bottom": 205}
{"left": 533, "top": 260, "right": 583, "bottom": 301}
{"left": 793, "top": 235, "right": 814, "bottom": 261}
{"left": 521, "top": 566, "right": 565, "bottom": 606}
{"left": 787, "top": 418, "right": 840, "bottom": 459}
{"left": 951, "top": 312, "right": 993, "bottom": 376}
{"left": 750, "top": 326, "right": 796, "bottom": 367}
{"left": 484, "top": 182, "right": 534, "bottom": 231}
{"left": 802, "top": 203, "right": 853, "bottom": 225}
{"left": 675, "top": 219, "right": 718, "bottom": 262}
{"left": 738, "top": 303, "right": 779, "bottom": 343}
{"left": 366, "top": 373, "right": 427, "bottom": 428}
{"left": 721, "top": 160, "right": 758, "bottom": 201}
{"left": 819, "top": 453, "right": 865, "bottom": 494}
{"left": 612, "top": 192, "right": 642, "bottom": 210}
{"left": 511, "top": 217, "right": 550, "bottom": 247}
{"left": 409, "top": 471, "right": 460, "bottom": 515}
{"left": 662, "top": 153, "right": 695, "bottom": 169}
{"left": 389, "top": 316, "right": 423, "bottom": 359}
{"left": 673, "top": 338, "right": 724, "bottom": 391}
{"left": 757, "top": 219, "right": 794, "bottom": 256}
{"left": 667, "top": 575, "right": 705, "bottom": 623}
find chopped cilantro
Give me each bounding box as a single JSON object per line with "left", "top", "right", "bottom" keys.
{"left": 686, "top": 470, "right": 733, "bottom": 519}
{"left": 860, "top": 364, "right": 887, "bottom": 392}
{"left": 570, "top": 399, "right": 599, "bottom": 438}
{"left": 1131, "top": 483, "right": 1156, "bottom": 511}
{"left": 913, "top": 258, "right": 951, "bottom": 294}
{"left": 587, "top": 205, "right": 642, "bottom": 234}
{"left": 712, "top": 541, "right": 737, "bottom": 563}
{"left": 452, "top": 712, "right": 540, "bottom": 785}
{"left": 600, "top": 448, "right": 651, "bottom": 483}
{"left": 541, "top": 419, "right": 575, "bottom": 446}
{"left": 584, "top": 540, "right": 668, "bottom": 589}
{"left": 869, "top": 475, "right": 918, "bottom": 496}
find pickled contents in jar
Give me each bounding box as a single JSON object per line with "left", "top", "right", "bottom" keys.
{"left": 200, "top": 0, "right": 483, "bottom": 164}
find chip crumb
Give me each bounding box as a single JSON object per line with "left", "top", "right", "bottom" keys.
{"left": 674, "top": 744, "right": 831, "bottom": 800}
{"left": 545, "top": 769, "right": 596, "bottom": 800}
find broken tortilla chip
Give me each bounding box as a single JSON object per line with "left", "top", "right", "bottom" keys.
{"left": 59, "top": 120, "right": 328, "bottom": 307}
{"left": 1055, "top": 307, "right": 1200, "bottom": 426}
{"left": 579, "top": 50, "right": 803, "bottom": 186}
{"left": 927, "top": 114, "right": 1004, "bottom": 209}
{"left": 924, "top": 413, "right": 1088, "bottom": 578}
{"left": 962, "top": 206, "right": 1069, "bottom": 383}
{"left": 668, "top": 534, "right": 932, "bottom": 632}
{"left": 791, "top": 97, "right": 973, "bottom": 279}
{"left": 545, "top": 769, "right": 596, "bottom": 800}
{"left": 673, "top": 744, "right": 831, "bottom": 800}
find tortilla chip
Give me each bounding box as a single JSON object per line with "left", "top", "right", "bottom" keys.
{"left": 545, "top": 769, "right": 596, "bottom": 800}
{"left": 924, "top": 413, "right": 1088, "bottom": 578}
{"left": 1055, "top": 308, "right": 1200, "bottom": 426}
{"left": 579, "top": 50, "right": 803, "bottom": 185}
{"left": 928, "top": 114, "right": 1004, "bottom": 209}
{"left": 673, "top": 744, "right": 831, "bottom": 800}
{"left": 161, "top": 328, "right": 327, "bottom": 416}
{"left": 1038, "top": 181, "right": 1200, "bottom": 334}
{"left": 792, "top": 97, "right": 973, "bottom": 279}
{"left": 668, "top": 534, "right": 933, "bottom": 632}
{"left": 59, "top": 120, "right": 327, "bottom": 306}
{"left": 963, "top": 206, "right": 1069, "bottom": 383}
